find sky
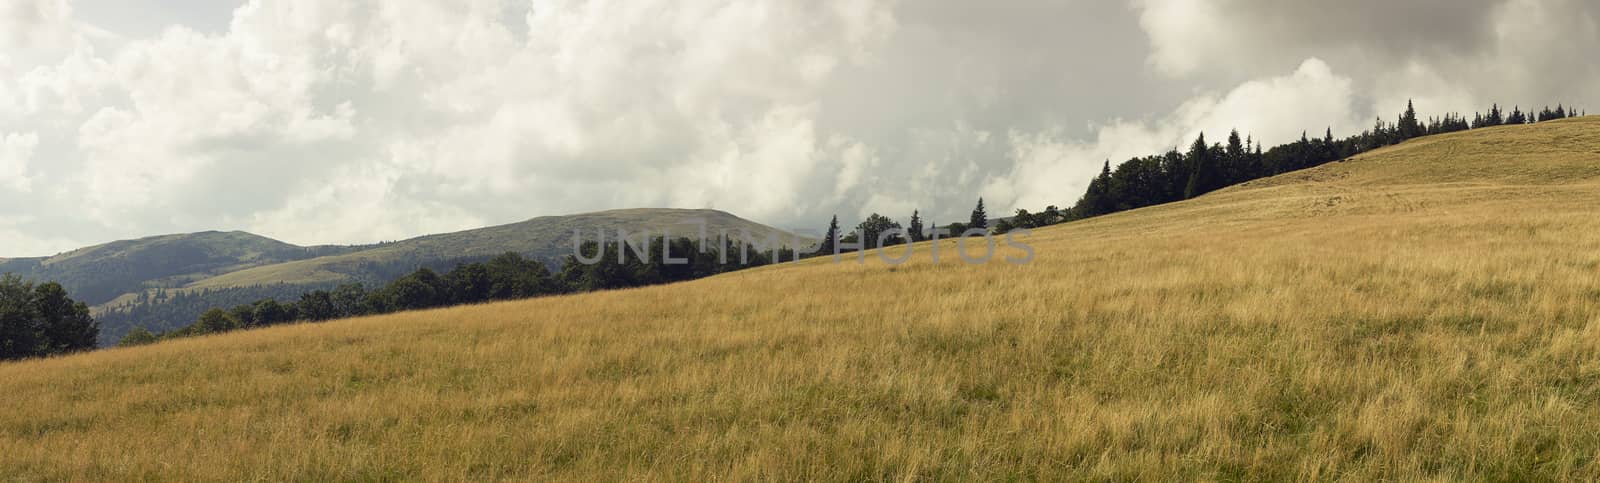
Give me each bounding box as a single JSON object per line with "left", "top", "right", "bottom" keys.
{"left": 1, "top": 0, "right": 1597, "bottom": 257}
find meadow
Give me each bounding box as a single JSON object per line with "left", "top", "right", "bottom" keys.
{"left": 2, "top": 118, "right": 1599, "bottom": 480}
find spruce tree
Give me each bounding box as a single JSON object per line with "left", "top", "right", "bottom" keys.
{"left": 817, "top": 215, "right": 840, "bottom": 255}
{"left": 1507, "top": 107, "right": 1527, "bottom": 125}
{"left": 1184, "top": 133, "right": 1215, "bottom": 199}
{"left": 1322, "top": 127, "right": 1339, "bottom": 162}
{"left": 1223, "top": 130, "right": 1244, "bottom": 185}
{"left": 907, "top": 210, "right": 925, "bottom": 242}
{"left": 1399, "top": 99, "right": 1422, "bottom": 139}
{"left": 969, "top": 198, "right": 989, "bottom": 231}
{"left": 1078, "top": 160, "right": 1114, "bottom": 216}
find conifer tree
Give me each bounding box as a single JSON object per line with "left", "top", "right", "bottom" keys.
{"left": 1183, "top": 133, "right": 1216, "bottom": 200}
{"left": 1507, "top": 107, "right": 1527, "bottom": 125}
{"left": 969, "top": 198, "right": 989, "bottom": 231}
{"left": 1399, "top": 99, "right": 1422, "bottom": 139}
{"left": 1222, "top": 130, "right": 1246, "bottom": 185}
{"left": 1079, "top": 160, "right": 1115, "bottom": 216}
{"left": 907, "top": 210, "right": 925, "bottom": 242}
{"left": 817, "top": 215, "right": 840, "bottom": 255}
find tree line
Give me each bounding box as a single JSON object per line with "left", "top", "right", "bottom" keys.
{"left": 95, "top": 254, "right": 507, "bottom": 346}
{"left": 1025, "top": 100, "right": 1582, "bottom": 230}
{"left": 121, "top": 238, "right": 798, "bottom": 346}
{"left": 813, "top": 197, "right": 998, "bottom": 257}
{"left": 96, "top": 283, "right": 341, "bottom": 345}
{"left": 813, "top": 101, "right": 1583, "bottom": 243}
{"left": 0, "top": 275, "right": 99, "bottom": 361}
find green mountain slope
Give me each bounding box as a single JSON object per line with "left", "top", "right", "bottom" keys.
{"left": 0, "top": 231, "right": 350, "bottom": 306}
{"left": 188, "top": 208, "right": 810, "bottom": 290}
{"left": 19, "top": 208, "right": 805, "bottom": 345}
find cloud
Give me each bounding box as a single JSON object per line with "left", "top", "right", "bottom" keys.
{"left": 1, "top": 0, "right": 1597, "bottom": 257}
{"left": 0, "top": 214, "right": 82, "bottom": 257}
{"left": 2, "top": 0, "right": 912, "bottom": 252}
{"left": 1002, "top": 58, "right": 1360, "bottom": 212}
{"left": 1134, "top": 0, "right": 1600, "bottom": 115}
{"left": 1, "top": 0, "right": 76, "bottom": 51}
{"left": 1134, "top": 0, "right": 1503, "bottom": 79}
{"left": 1175, "top": 58, "right": 1360, "bottom": 147}
{"left": 0, "top": 132, "right": 39, "bottom": 192}
{"left": 1366, "top": 0, "right": 1600, "bottom": 115}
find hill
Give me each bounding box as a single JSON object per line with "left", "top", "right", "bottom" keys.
{"left": 2, "top": 118, "right": 1599, "bottom": 479}
{"left": 0, "top": 231, "right": 352, "bottom": 306}
{"left": 77, "top": 209, "right": 804, "bottom": 345}
{"left": 187, "top": 208, "right": 810, "bottom": 290}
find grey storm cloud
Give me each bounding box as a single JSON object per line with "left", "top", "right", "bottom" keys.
{"left": 1159, "top": 0, "right": 1508, "bottom": 66}
{"left": 1137, "top": 0, "right": 1600, "bottom": 106}
{"left": 1, "top": 0, "right": 1597, "bottom": 257}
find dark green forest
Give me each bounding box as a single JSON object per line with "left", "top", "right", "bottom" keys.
{"left": 0, "top": 275, "right": 99, "bottom": 361}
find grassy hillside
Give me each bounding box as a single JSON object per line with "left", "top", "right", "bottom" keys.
{"left": 3, "top": 118, "right": 1600, "bottom": 480}
{"left": 188, "top": 208, "right": 808, "bottom": 290}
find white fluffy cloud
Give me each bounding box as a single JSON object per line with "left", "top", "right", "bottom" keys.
{"left": 3, "top": 0, "right": 908, "bottom": 252}
{"left": 2, "top": 0, "right": 77, "bottom": 51}
{"left": 0, "top": 132, "right": 38, "bottom": 192}
{"left": 0, "top": 0, "right": 1596, "bottom": 256}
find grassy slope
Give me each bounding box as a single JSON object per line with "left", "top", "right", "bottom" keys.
{"left": 188, "top": 208, "right": 809, "bottom": 289}
{"left": 4, "top": 119, "right": 1600, "bottom": 480}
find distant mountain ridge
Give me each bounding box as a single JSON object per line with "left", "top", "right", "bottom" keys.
{"left": 0, "top": 231, "right": 362, "bottom": 306}
{"left": 189, "top": 208, "right": 811, "bottom": 290}
{"left": 0, "top": 208, "right": 808, "bottom": 345}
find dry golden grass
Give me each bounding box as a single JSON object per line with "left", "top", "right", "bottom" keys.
{"left": 4, "top": 118, "right": 1600, "bottom": 481}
